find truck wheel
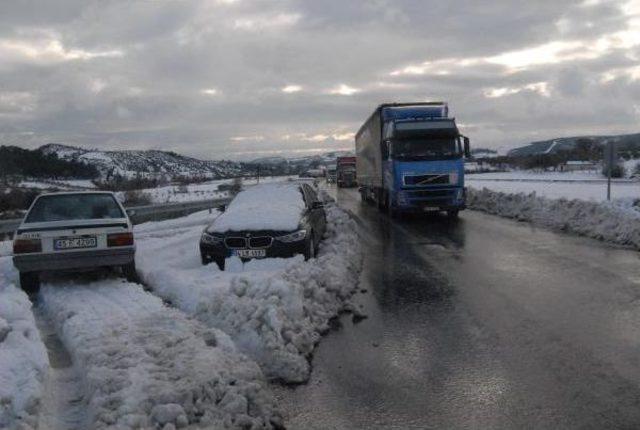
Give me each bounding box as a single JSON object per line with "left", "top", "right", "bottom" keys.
{"left": 19, "top": 272, "right": 40, "bottom": 293}
{"left": 359, "top": 188, "right": 369, "bottom": 203}
{"left": 387, "top": 194, "right": 398, "bottom": 219}
{"left": 122, "top": 262, "right": 139, "bottom": 282}
{"left": 377, "top": 190, "right": 386, "bottom": 211}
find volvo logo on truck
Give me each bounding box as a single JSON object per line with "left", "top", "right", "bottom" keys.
{"left": 355, "top": 102, "right": 471, "bottom": 218}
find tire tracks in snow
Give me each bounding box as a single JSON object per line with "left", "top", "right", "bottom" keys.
{"left": 32, "top": 305, "right": 86, "bottom": 430}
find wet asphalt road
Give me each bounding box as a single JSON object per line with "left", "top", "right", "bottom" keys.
{"left": 273, "top": 188, "right": 640, "bottom": 430}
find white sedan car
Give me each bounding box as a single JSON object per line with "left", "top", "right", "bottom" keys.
{"left": 12, "top": 191, "right": 136, "bottom": 290}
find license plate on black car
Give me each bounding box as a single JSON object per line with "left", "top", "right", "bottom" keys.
{"left": 54, "top": 236, "right": 97, "bottom": 250}
{"left": 234, "top": 249, "right": 266, "bottom": 258}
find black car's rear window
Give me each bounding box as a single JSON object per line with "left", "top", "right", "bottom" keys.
{"left": 25, "top": 194, "right": 125, "bottom": 223}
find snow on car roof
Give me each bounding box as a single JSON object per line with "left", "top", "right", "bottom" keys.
{"left": 211, "top": 183, "right": 306, "bottom": 233}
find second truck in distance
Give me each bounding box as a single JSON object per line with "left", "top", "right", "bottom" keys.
{"left": 355, "top": 102, "right": 470, "bottom": 217}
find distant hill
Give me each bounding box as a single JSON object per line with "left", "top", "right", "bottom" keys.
{"left": 508, "top": 133, "right": 640, "bottom": 157}
{"left": 40, "top": 143, "right": 249, "bottom": 180}
{"left": 0, "top": 145, "right": 99, "bottom": 181}
{"left": 251, "top": 150, "right": 354, "bottom": 174}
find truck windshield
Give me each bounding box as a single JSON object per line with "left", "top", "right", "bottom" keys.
{"left": 25, "top": 194, "right": 125, "bottom": 223}
{"left": 392, "top": 137, "right": 460, "bottom": 161}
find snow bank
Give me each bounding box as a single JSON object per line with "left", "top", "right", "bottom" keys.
{"left": 39, "top": 280, "right": 282, "bottom": 429}
{"left": 0, "top": 240, "right": 12, "bottom": 258}
{"left": 0, "top": 258, "right": 48, "bottom": 430}
{"left": 468, "top": 187, "right": 640, "bottom": 248}
{"left": 137, "top": 203, "right": 363, "bottom": 383}
{"left": 211, "top": 183, "right": 306, "bottom": 233}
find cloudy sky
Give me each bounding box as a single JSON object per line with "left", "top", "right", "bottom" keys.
{"left": 0, "top": 0, "right": 639, "bottom": 160}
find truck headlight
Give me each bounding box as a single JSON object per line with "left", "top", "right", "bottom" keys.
{"left": 449, "top": 171, "right": 459, "bottom": 184}
{"left": 201, "top": 232, "right": 223, "bottom": 245}
{"left": 276, "top": 229, "right": 307, "bottom": 243}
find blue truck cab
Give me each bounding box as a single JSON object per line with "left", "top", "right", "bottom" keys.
{"left": 355, "top": 102, "right": 470, "bottom": 217}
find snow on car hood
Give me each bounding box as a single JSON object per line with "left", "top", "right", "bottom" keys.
{"left": 211, "top": 183, "right": 305, "bottom": 233}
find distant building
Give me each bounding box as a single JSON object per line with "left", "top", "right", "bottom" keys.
{"left": 561, "top": 161, "right": 598, "bottom": 172}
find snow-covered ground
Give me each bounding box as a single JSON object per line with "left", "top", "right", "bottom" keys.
{"left": 467, "top": 187, "right": 640, "bottom": 249}
{"left": 136, "top": 204, "right": 363, "bottom": 383}
{"left": 18, "top": 179, "right": 96, "bottom": 191}
{"left": 467, "top": 171, "right": 640, "bottom": 202}
{"left": 0, "top": 257, "right": 48, "bottom": 430}
{"left": 39, "top": 279, "right": 281, "bottom": 429}
{"left": 0, "top": 183, "right": 363, "bottom": 428}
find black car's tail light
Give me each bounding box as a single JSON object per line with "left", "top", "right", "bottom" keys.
{"left": 107, "top": 232, "right": 134, "bottom": 247}
{"left": 13, "top": 239, "right": 42, "bottom": 254}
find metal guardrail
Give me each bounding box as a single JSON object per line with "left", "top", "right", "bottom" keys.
{"left": 0, "top": 197, "right": 233, "bottom": 240}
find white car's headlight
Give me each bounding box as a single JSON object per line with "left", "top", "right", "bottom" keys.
{"left": 201, "top": 232, "right": 223, "bottom": 245}
{"left": 276, "top": 229, "right": 307, "bottom": 243}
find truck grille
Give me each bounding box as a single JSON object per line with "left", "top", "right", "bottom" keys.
{"left": 404, "top": 174, "right": 450, "bottom": 186}
{"left": 224, "top": 237, "right": 246, "bottom": 249}
{"left": 249, "top": 236, "right": 273, "bottom": 248}
{"left": 409, "top": 189, "right": 453, "bottom": 199}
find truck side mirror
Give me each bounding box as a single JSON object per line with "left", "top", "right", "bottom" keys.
{"left": 463, "top": 136, "right": 471, "bottom": 159}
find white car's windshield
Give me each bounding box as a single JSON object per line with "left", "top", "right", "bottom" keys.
{"left": 25, "top": 194, "right": 124, "bottom": 223}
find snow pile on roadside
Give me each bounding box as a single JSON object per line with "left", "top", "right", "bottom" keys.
{"left": 0, "top": 240, "right": 12, "bottom": 258}
{"left": 40, "top": 280, "right": 282, "bottom": 429}
{"left": 468, "top": 187, "right": 640, "bottom": 247}
{"left": 0, "top": 259, "right": 48, "bottom": 430}
{"left": 137, "top": 204, "right": 363, "bottom": 383}
{"left": 211, "top": 183, "right": 306, "bottom": 233}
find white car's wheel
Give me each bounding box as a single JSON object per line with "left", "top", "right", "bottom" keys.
{"left": 19, "top": 272, "right": 40, "bottom": 293}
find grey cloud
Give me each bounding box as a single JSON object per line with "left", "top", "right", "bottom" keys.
{"left": 0, "top": 0, "right": 638, "bottom": 159}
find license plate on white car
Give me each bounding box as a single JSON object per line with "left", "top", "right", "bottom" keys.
{"left": 54, "top": 236, "right": 97, "bottom": 250}
{"left": 234, "top": 249, "right": 266, "bottom": 258}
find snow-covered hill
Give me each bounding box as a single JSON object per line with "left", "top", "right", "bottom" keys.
{"left": 508, "top": 133, "right": 640, "bottom": 157}
{"left": 40, "top": 143, "right": 249, "bottom": 180}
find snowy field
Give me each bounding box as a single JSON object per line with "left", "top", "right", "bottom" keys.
{"left": 467, "top": 171, "right": 640, "bottom": 202}
{"left": 18, "top": 180, "right": 97, "bottom": 191}
{"left": 0, "top": 190, "right": 362, "bottom": 428}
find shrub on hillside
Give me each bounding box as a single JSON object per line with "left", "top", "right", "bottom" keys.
{"left": 0, "top": 187, "right": 40, "bottom": 213}
{"left": 602, "top": 163, "right": 625, "bottom": 178}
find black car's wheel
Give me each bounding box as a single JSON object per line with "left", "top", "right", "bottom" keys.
{"left": 213, "top": 256, "right": 225, "bottom": 271}
{"left": 447, "top": 209, "right": 459, "bottom": 219}
{"left": 304, "top": 234, "right": 316, "bottom": 260}
{"left": 19, "top": 271, "right": 40, "bottom": 293}
{"left": 122, "top": 262, "right": 139, "bottom": 282}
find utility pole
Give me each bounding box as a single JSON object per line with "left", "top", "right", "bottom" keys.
{"left": 606, "top": 140, "right": 614, "bottom": 201}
